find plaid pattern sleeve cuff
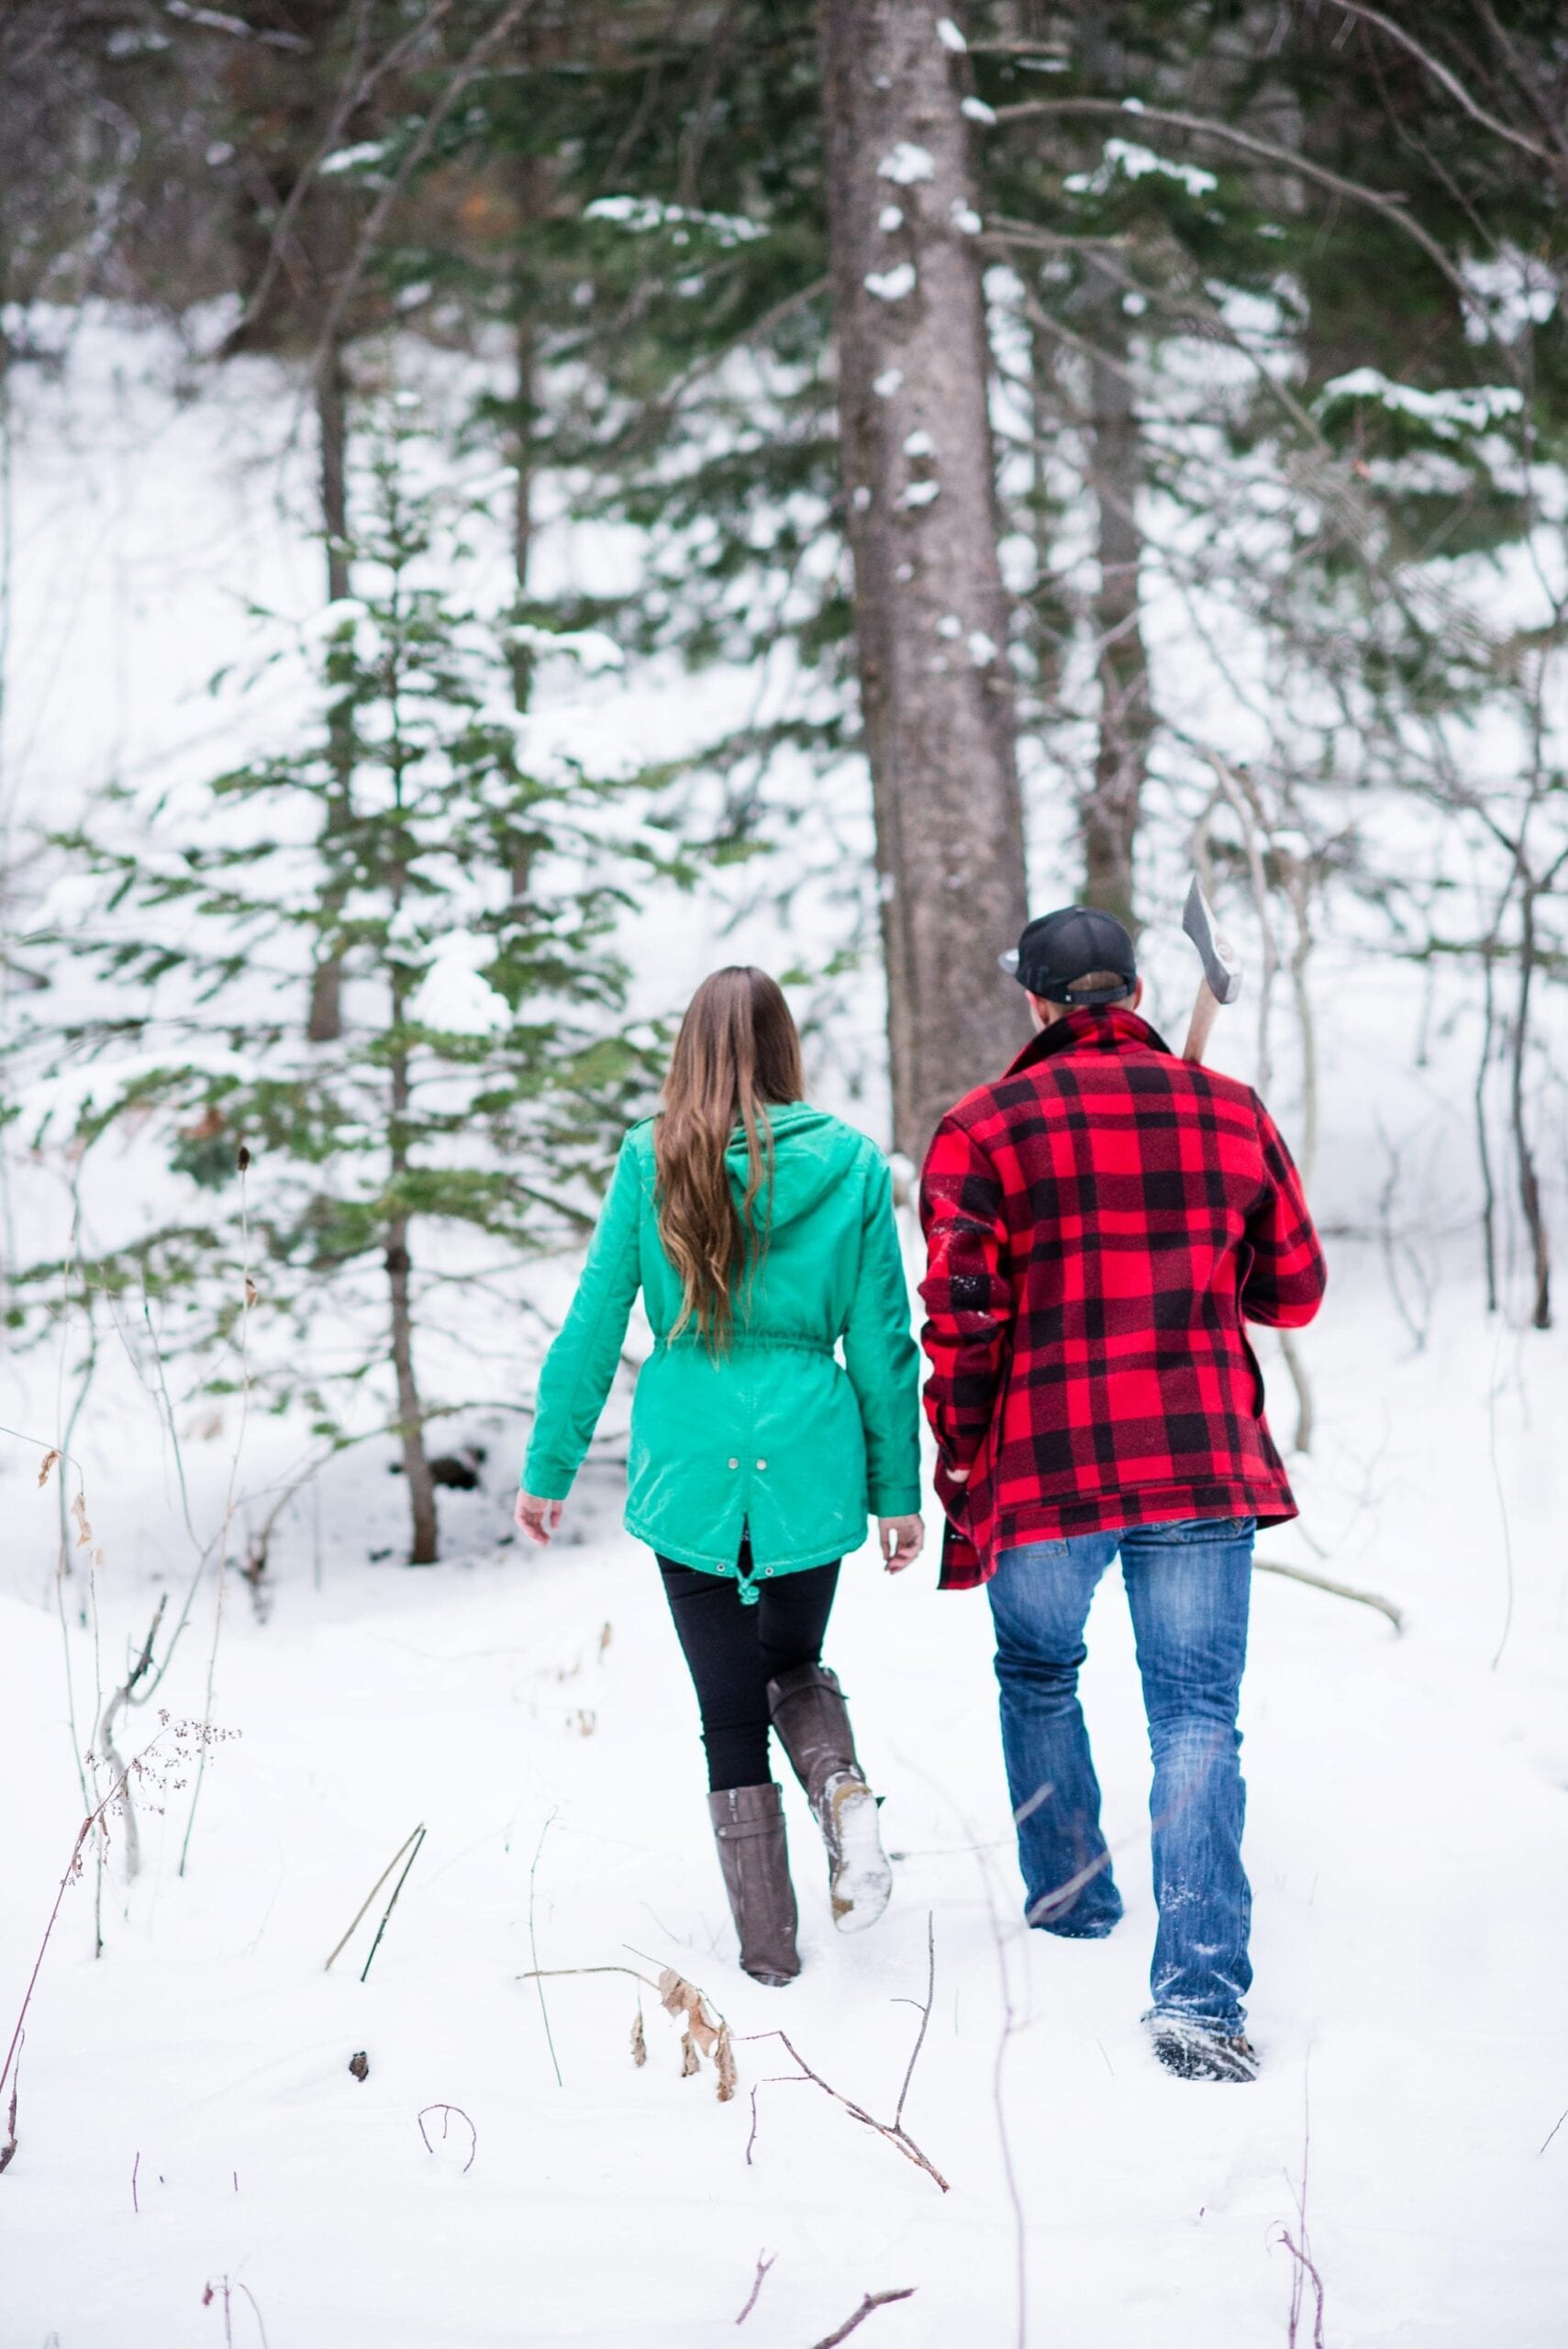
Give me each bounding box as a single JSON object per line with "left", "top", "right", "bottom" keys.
{"left": 917, "top": 1119, "right": 1013, "bottom": 1467}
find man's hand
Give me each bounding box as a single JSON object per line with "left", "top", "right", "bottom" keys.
{"left": 879, "top": 1514, "right": 925, "bottom": 1574}
{"left": 515, "top": 1490, "right": 563, "bottom": 1547}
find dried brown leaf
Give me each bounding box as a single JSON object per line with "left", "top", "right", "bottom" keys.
{"left": 243, "top": 1275, "right": 259, "bottom": 1308}
{"left": 714, "top": 2022, "right": 738, "bottom": 2104}
{"left": 629, "top": 2009, "right": 647, "bottom": 2069}
{"left": 659, "top": 1967, "right": 720, "bottom": 2059}
{"left": 679, "top": 2030, "right": 699, "bottom": 2078}
{"left": 71, "top": 1493, "right": 93, "bottom": 1549}
{"left": 37, "top": 1450, "right": 60, "bottom": 1489}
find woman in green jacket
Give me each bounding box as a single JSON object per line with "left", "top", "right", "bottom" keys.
{"left": 516, "top": 966, "right": 924, "bottom": 1986}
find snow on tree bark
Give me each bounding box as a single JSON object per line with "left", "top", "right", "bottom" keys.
{"left": 819, "top": 0, "right": 1029, "bottom": 1157}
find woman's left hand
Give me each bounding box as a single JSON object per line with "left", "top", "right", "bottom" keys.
{"left": 515, "top": 1490, "right": 563, "bottom": 1546}
{"left": 879, "top": 1514, "right": 925, "bottom": 1574}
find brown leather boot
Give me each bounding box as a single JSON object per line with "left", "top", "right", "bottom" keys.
{"left": 707, "top": 1784, "right": 800, "bottom": 1986}
{"left": 766, "top": 1664, "right": 893, "bottom": 1933}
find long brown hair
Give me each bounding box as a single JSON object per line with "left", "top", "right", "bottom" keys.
{"left": 655, "top": 966, "right": 805, "bottom": 1344}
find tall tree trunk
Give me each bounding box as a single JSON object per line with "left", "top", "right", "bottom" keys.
{"left": 1078, "top": 10, "right": 1150, "bottom": 929}
{"left": 819, "top": 0, "right": 1029, "bottom": 1158}
{"left": 307, "top": 196, "right": 352, "bottom": 1044}
{"left": 1080, "top": 257, "right": 1149, "bottom": 927}
{"left": 386, "top": 1215, "right": 439, "bottom": 1564}
{"left": 387, "top": 1039, "right": 439, "bottom": 1564}
{"left": 507, "top": 157, "right": 543, "bottom": 909}
{"left": 1511, "top": 876, "right": 1551, "bottom": 1330}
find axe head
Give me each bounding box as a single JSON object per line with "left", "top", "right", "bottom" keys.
{"left": 1183, "top": 877, "right": 1243, "bottom": 1005}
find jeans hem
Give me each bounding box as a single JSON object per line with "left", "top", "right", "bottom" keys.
{"left": 1142, "top": 2003, "right": 1249, "bottom": 2039}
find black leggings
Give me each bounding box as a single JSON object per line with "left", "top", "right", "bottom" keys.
{"left": 658, "top": 1553, "right": 840, "bottom": 1792}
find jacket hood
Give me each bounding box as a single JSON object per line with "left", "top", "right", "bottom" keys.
{"left": 725, "top": 1102, "right": 863, "bottom": 1229}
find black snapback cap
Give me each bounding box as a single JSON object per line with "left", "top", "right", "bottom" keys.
{"left": 1000, "top": 906, "right": 1138, "bottom": 1005}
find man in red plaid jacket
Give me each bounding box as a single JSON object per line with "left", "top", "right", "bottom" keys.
{"left": 918, "top": 905, "right": 1325, "bottom": 2083}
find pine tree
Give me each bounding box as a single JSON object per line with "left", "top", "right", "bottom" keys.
{"left": 15, "top": 399, "right": 673, "bottom": 1559}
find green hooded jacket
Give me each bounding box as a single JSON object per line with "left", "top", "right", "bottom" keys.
{"left": 522, "top": 1104, "right": 922, "bottom": 1601}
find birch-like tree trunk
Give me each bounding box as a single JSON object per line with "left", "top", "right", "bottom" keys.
{"left": 820, "top": 0, "right": 1029, "bottom": 1158}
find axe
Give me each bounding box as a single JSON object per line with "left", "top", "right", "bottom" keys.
{"left": 1181, "top": 877, "right": 1242, "bottom": 1064}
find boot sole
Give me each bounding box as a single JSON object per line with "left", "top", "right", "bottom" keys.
{"left": 828, "top": 1784, "right": 893, "bottom": 1932}
{"left": 1149, "top": 2021, "right": 1258, "bottom": 2083}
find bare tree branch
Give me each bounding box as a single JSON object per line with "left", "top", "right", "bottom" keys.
{"left": 1325, "top": 1, "right": 1551, "bottom": 167}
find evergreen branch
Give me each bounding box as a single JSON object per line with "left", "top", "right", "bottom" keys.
{"left": 308, "top": 0, "right": 537, "bottom": 387}
{"left": 225, "top": 0, "right": 455, "bottom": 351}
{"left": 994, "top": 95, "right": 1513, "bottom": 362}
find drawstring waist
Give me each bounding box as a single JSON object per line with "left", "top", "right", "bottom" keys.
{"left": 652, "top": 1332, "right": 837, "bottom": 1358}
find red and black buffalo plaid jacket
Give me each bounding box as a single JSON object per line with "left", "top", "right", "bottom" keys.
{"left": 918, "top": 1007, "right": 1326, "bottom": 1588}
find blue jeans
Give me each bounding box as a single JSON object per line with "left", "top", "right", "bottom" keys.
{"left": 988, "top": 1517, "right": 1255, "bottom": 2034}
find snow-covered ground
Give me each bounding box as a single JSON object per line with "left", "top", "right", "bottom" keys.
{"left": 2, "top": 1258, "right": 1564, "bottom": 2349}
{"left": 4, "top": 315, "right": 1565, "bottom": 2349}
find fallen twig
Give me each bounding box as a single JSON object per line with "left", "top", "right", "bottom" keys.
{"left": 1254, "top": 1557, "right": 1405, "bottom": 1633}
{"left": 741, "top": 1929, "right": 949, "bottom": 2193}
{"left": 734, "top": 2249, "right": 775, "bottom": 2324}
{"left": 810, "top": 2287, "right": 917, "bottom": 2348}
{"left": 417, "top": 2101, "right": 477, "bottom": 2174}
{"left": 1538, "top": 2106, "right": 1566, "bottom": 2157}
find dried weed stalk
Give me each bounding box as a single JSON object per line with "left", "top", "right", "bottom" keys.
{"left": 0, "top": 2050, "right": 18, "bottom": 2176}
{"left": 1, "top": 1723, "right": 174, "bottom": 2168}
{"left": 741, "top": 1915, "right": 947, "bottom": 2193}
{"left": 202, "top": 2274, "right": 270, "bottom": 2347}
{"left": 1276, "top": 2078, "right": 1327, "bottom": 2348}
{"left": 324, "top": 1822, "right": 427, "bottom": 1981}
{"left": 734, "top": 2249, "right": 775, "bottom": 2325}
{"left": 516, "top": 1962, "right": 736, "bottom": 2101}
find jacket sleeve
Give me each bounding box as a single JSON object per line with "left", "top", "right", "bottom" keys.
{"left": 1240, "top": 1099, "right": 1327, "bottom": 1329}
{"left": 522, "top": 1137, "right": 645, "bottom": 1499}
{"left": 841, "top": 1152, "right": 924, "bottom": 1517}
{"left": 917, "top": 1115, "right": 1013, "bottom": 1473}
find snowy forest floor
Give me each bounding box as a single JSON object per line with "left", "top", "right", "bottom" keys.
{"left": 2, "top": 1252, "right": 1565, "bottom": 2349}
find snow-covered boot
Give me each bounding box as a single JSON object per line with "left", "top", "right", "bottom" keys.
{"left": 1148, "top": 2015, "right": 1259, "bottom": 2083}
{"left": 708, "top": 1784, "right": 800, "bottom": 1987}
{"left": 766, "top": 1663, "right": 892, "bottom": 1933}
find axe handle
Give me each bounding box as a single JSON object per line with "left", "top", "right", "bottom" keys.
{"left": 1184, "top": 977, "right": 1222, "bottom": 1064}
